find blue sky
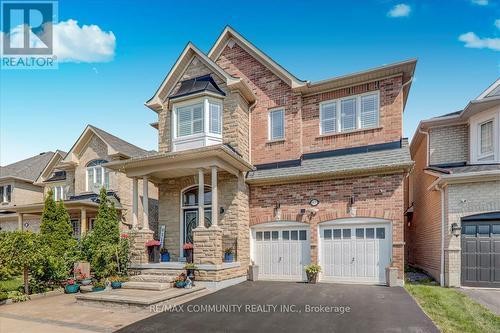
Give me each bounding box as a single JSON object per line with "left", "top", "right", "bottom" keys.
{"left": 1, "top": 0, "right": 499, "bottom": 165}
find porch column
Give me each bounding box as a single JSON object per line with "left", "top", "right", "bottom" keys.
{"left": 80, "top": 208, "right": 87, "bottom": 235}
{"left": 142, "top": 176, "right": 149, "bottom": 230}
{"left": 17, "top": 213, "right": 23, "bottom": 231}
{"left": 132, "top": 177, "right": 138, "bottom": 229}
{"left": 211, "top": 166, "right": 218, "bottom": 226}
{"left": 198, "top": 169, "right": 205, "bottom": 228}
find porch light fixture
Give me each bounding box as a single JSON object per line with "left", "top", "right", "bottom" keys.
{"left": 451, "top": 223, "right": 462, "bottom": 237}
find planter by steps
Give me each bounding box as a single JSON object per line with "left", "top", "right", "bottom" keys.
{"left": 65, "top": 284, "right": 80, "bottom": 294}
{"left": 111, "top": 282, "right": 122, "bottom": 289}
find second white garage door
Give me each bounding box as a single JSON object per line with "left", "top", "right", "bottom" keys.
{"left": 319, "top": 221, "right": 391, "bottom": 284}
{"left": 252, "top": 224, "right": 310, "bottom": 281}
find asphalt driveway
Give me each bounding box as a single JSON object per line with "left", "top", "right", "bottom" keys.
{"left": 460, "top": 288, "right": 500, "bottom": 316}
{"left": 117, "top": 281, "right": 438, "bottom": 333}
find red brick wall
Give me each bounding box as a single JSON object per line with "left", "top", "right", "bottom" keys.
{"left": 248, "top": 173, "right": 406, "bottom": 277}
{"left": 215, "top": 43, "right": 403, "bottom": 165}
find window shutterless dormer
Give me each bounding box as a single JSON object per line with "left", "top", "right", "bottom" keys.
{"left": 169, "top": 75, "right": 225, "bottom": 152}
{"left": 469, "top": 107, "right": 500, "bottom": 164}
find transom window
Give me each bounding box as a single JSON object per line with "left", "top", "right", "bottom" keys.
{"left": 255, "top": 229, "right": 307, "bottom": 241}
{"left": 269, "top": 108, "right": 285, "bottom": 140}
{"left": 86, "top": 159, "right": 110, "bottom": 193}
{"left": 323, "top": 227, "right": 385, "bottom": 240}
{"left": 0, "top": 185, "right": 12, "bottom": 203}
{"left": 52, "top": 185, "right": 65, "bottom": 201}
{"left": 320, "top": 92, "right": 379, "bottom": 135}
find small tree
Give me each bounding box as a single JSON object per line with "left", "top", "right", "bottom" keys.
{"left": 91, "top": 188, "right": 120, "bottom": 246}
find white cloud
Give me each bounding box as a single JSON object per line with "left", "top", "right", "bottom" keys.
{"left": 387, "top": 4, "right": 411, "bottom": 17}
{"left": 459, "top": 32, "right": 500, "bottom": 51}
{"left": 471, "top": 0, "right": 488, "bottom": 5}
{"left": 495, "top": 19, "right": 500, "bottom": 29}
{"left": 1, "top": 19, "right": 116, "bottom": 63}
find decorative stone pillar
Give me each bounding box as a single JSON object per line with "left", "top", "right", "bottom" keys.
{"left": 132, "top": 177, "right": 138, "bottom": 230}
{"left": 128, "top": 229, "right": 154, "bottom": 265}
{"left": 17, "top": 213, "right": 23, "bottom": 231}
{"left": 193, "top": 225, "right": 223, "bottom": 265}
{"left": 80, "top": 208, "right": 87, "bottom": 235}
{"left": 197, "top": 169, "right": 205, "bottom": 228}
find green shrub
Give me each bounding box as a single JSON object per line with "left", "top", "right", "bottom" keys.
{"left": 305, "top": 263, "right": 322, "bottom": 274}
{"left": 0, "top": 290, "right": 8, "bottom": 301}
{"left": 7, "top": 290, "right": 29, "bottom": 302}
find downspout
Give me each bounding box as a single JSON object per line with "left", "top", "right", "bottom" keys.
{"left": 438, "top": 184, "right": 446, "bottom": 287}
{"left": 418, "top": 128, "right": 430, "bottom": 167}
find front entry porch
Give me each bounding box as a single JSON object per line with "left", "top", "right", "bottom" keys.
{"left": 105, "top": 145, "right": 253, "bottom": 286}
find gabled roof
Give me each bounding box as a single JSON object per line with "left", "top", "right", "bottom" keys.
{"left": 0, "top": 151, "right": 55, "bottom": 183}
{"left": 145, "top": 42, "right": 255, "bottom": 112}
{"left": 477, "top": 78, "right": 500, "bottom": 100}
{"left": 208, "top": 25, "right": 307, "bottom": 89}
{"left": 34, "top": 150, "right": 67, "bottom": 184}
{"left": 61, "top": 125, "right": 152, "bottom": 165}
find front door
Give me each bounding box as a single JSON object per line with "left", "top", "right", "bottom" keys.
{"left": 183, "top": 209, "right": 212, "bottom": 244}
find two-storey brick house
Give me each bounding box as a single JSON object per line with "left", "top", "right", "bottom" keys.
{"left": 407, "top": 79, "right": 500, "bottom": 288}
{"left": 11, "top": 125, "right": 159, "bottom": 239}
{"left": 106, "top": 26, "right": 416, "bottom": 287}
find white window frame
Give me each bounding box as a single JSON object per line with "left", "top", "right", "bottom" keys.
{"left": 469, "top": 107, "right": 500, "bottom": 164}
{"left": 268, "top": 108, "right": 285, "bottom": 141}
{"left": 85, "top": 161, "right": 110, "bottom": 192}
{"left": 0, "top": 184, "right": 12, "bottom": 204}
{"left": 52, "top": 185, "right": 65, "bottom": 201}
{"left": 478, "top": 119, "right": 494, "bottom": 160}
{"left": 319, "top": 91, "right": 380, "bottom": 135}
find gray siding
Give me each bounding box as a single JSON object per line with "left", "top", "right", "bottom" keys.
{"left": 429, "top": 124, "right": 468, "bottom": 165}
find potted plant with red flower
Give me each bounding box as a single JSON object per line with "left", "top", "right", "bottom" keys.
{"left": 145, "top": 239, "right": 161, "bottom": 263}
{"left": 64, "top": 278, "right": 79, "bottom": 294}
{"left": 183, "top": 243, "right": 194, "bottom": 263}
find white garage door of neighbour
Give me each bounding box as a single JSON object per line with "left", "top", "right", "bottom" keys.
{"left": 320, "top": 223, "right": 391, "bottom": 284}
{"left": 253, "top": 228, "right": 310, "bottom": 281}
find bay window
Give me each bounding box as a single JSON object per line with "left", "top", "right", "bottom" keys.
{"left": 86, "top": 159, "right": 110, "bottom": 192}
{"left": 0, "top": 185, "right": 12, "bottom": 203}
{"left": 320, "top": 91, "right": 379, "bottom": 135}
{"left": 172, "top": 97, "right": 223, "bottom": 151}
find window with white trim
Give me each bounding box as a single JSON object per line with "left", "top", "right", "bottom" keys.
{"left": 320, "top": 91, "right": 379, "bottom": 135}
{"left": 177, "top": 103, "right": 204, "bottom": 137}
{"left": 209, "top": 101, "right": 222, "bottom": 135}
{"left": 0, "top": 185, "right": 12, "bottom": 203}
{"left": 269, "top": 108, "right": 285, "bottom": 140}
{"left": 479, "top": 120, "right": 494, "bottom": 158}
{"left": 86, "top": 159, "right": 110, "bottom": 193}
{"left": 52, "top": 185, "right": 65, "bottom": 201}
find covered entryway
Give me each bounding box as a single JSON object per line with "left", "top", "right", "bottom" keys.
{"left": 319, "top": 218, "right": 392, "bottom": 284}
{"left": 251, "top": 222, "right": 310, "bottom": 281}
{"left": 461, "top": 212, "right": 500, "bottom": 288}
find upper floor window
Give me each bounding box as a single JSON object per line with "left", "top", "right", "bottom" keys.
{"left": 86, "top": 159, "right": 110, "bottom": 193}
{"left": 479, "top": 120, "right": 494, "bottom": 158}
{"left": 320, "top": 92, "right": 379, "bottom": 135}
{"left": 172, "top": 97, "right": 223, "bottom": 152}
{"left": 52, "top": 185, "right": 65, "bottom": 201}
{"left": 0, "top": 185, "right": 12, "bottom": 203}
{"left": 269, "top": 108, "right": 285, "bottom": 140}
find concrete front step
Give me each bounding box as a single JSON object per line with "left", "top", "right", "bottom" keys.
{"left": 122, "top": 281, "right": 171, "bottom": 291}
{"left": 75, "top": 286, "right": 207, "bottom": 311}
{"left": 130, "top": 274, "right": 175, "bottom": 283}
{"left": 139, "top": 269, "right": 184, "bottom": 276}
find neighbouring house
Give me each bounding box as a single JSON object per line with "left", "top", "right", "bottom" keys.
{"left": 10, "top": 125, "right": 159, "bottom": 239}
{"left": 407, "top": 79, "right": 500, "bottom": 288}
{"left": 0, "top": 151, "right": 62, "bottom": 232}
{"left": 105, "top": 26, "right": 416, "bottom": 288}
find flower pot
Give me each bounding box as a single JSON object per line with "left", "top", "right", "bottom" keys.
{"left": 111, "top": 281, "right": 122, "bottom": 289}
{"left": 306, "top": 272, "right": 318, "bottom": 284}
{"left": 161, "top": 252, "right": 170, "bottom": 262}
{"left": 80, "top": 278, "right": 92, "bottom": 286}
{"left": 175, "top": 281, "right": 186, "bottom": 288}
{"left": 224, "top": 253, "right": 234, "bottom": 262}
{"left": 64, "top": 284, "right": 80, "bottom": 294}
{"left": 92, "top": 286, "right": 105, "bottom": 292}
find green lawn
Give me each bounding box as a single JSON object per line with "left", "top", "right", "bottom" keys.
{"left": 406, "top": 282, "right": 500, "bottom": 333}
{"left": 0, "top": 276, "right": 23, "bottom": 292}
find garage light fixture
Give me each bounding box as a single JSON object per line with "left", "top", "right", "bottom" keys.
{"left": 451, "top": 223, "right": 462, "bottom": 237}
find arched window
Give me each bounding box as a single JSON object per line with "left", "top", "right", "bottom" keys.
{"left": 86, "top": 159, "right": 110, "bottom": 192}
{"left": 181, "top": 185, "right": 212, "bottom": 245}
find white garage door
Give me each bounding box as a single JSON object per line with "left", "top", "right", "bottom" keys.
{"left": 320, "top": 222, "right": 391, "bottom": 284}
{"left": 252, "top": 226, "right": 310, "bottom": 281}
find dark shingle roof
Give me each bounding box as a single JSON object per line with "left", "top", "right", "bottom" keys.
{"left": 247, "top": 141, "right": 412, "bottom": 182}
{"left": 0, "top": 152, "right": 55, "bottom": 182}
{"left": 169, "top": 74, "right": 225, "bottom": 100}
{"left": 88, "top": 125, "right": 153, "bottom": 158}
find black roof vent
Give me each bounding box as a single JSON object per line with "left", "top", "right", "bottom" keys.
{"left": 169, "top": 74, "right": 225, "bottom": 100}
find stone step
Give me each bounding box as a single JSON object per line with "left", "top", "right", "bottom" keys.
{"left": 75, "top": 286, "right": 207, "bottom": 312}
{"left": 122, "top": 281, "right": 171, "bottom": 291}
{"left": 139, "top": 269, "right": 184, "bottom": 276}
{"left": 130, "top": 274, "right": 175, "bottom": 283}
